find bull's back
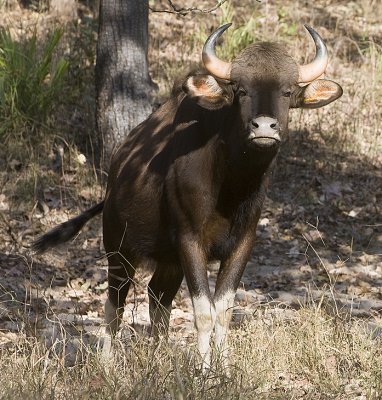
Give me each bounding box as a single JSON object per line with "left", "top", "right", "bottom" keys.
{"left": 102, "top": 99, "right": 179, "bottom": 261}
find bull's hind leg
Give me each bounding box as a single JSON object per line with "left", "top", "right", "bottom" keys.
{"left": 148, "top": 263, "right": 184, "bottom": 339}
{"left": 104, "top": 253, "right": 136, "bottom": 336}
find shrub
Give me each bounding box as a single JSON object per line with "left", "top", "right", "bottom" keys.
{"left": 0, "top": 27, "right": 68, "bottom": 141}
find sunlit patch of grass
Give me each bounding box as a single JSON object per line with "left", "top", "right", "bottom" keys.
{"left": 1, "top": 300, "right": 381, "bottom": 399}
{"left": 290, "top": 38, "right": 382, "bottom": 164}
{"left": 151, "top": 0, "right": 382, "bottom": 165}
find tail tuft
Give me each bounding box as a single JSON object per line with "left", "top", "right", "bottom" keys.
{"left": 32, "top": 201, "right": 104, "bottom": 254}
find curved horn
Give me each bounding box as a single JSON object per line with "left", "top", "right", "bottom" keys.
{"left": 298, "top": 25, "right": 329, "bottom": 83}
{"left": 202, "top": 23, "right": 232, "bottom": 80}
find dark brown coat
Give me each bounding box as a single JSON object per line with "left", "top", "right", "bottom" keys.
{"left": 33, "top": 25, "right": 343, "bottom": 368}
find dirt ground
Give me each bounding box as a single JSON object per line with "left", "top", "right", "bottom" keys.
{"left": 1, "top": 128, "right": 381, "bottom": 351}
{"left": 0, "top": 1, "right": 381, "bottom": 352}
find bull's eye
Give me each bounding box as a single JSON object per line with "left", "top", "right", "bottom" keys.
{"left": 237, "top": 88, "right": 247, "bottom": 97}
{"left": 282, "top": 91, "right": 292, "bottom": 98}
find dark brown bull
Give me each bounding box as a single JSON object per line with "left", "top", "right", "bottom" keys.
{"left": 33, "top": 24, "right": 342, "bottom": 368}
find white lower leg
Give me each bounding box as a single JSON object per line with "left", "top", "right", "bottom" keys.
{"left": 214, "top": 291, "right": 235, "bottom": 364}
{"left": 193, "top": 295, "right": 216, "bottom": 369}
{"left": 149, "top": 296, "right": 171, "bottom": 338}
{"left": 104, "top": 298, "right": 124, "bottom": 335}
{"left": 101, "top": 333, "right": 113, "bottom": 360}
{"left": 102, "top": 298, "right": 124, "bottom": 359}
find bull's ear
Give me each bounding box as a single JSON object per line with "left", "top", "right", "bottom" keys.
{"left": 292, "top": 79, "right": 343, "bottom": 109}
{"left": 183, "top": 74, "right": 233, "bottom": 110}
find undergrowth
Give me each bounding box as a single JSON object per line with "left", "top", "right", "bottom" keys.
{"left": 0, "top": 2, "right": 381, "bottom": 399}
{"left": 0, "top": 301, "right": 381, "bottom": 399}
{"left": 154, "top": 0, "right": 382, "bottom": 164}
{"left": 0, "top": 27, "right": 68, "bottom": 143}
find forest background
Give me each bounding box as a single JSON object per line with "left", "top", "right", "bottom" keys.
{"left": 0, "top": 1, "right": 381, "bottom": 398}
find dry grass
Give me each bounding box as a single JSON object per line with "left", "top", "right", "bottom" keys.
{"left": 1, "top": 300, "right": 382, "bottom": 399}
{"left": 149, "top": 0, "right": 382, "bottom": 165}
{"left": 0, "top": 1, "right": 381, "bottom": 399}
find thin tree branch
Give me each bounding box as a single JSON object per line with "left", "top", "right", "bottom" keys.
{"left": 149, "top": 0, "right": 229, "bottom": 16}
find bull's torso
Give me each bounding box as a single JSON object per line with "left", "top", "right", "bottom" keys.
{"left": 102, "top": 99, "right": 274, "bottom": 264}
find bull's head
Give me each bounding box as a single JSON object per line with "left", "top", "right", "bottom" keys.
{"left": 183, "top": 24, "right": 343, "bottom": 150}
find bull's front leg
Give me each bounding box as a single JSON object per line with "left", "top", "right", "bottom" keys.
{"left": 214, "top": 289, "right": 235, "bottom": 362}
{"left": 214, "top": 237, "right": 255, "bottom": 366}
{"left": 179, "top": 235, "right": 215, "bottom": 370}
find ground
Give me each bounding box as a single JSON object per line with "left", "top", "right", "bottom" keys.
{"left": 0, "top": 0, "right": 381, "bottom": 397}
{"left": 1, "top": 127, "right": 381, "bottom": 355}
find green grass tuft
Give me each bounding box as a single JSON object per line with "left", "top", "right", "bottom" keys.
{"left": 0, "top": 27, "right": 68, "bottom": 141}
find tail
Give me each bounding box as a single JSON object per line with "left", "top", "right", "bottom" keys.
{"left": 32, "top": 201, "right": 104, "bottom": 254}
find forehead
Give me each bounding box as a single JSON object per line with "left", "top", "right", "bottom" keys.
{"left": 230, "top": 42, "right": 298, "bottom": 86}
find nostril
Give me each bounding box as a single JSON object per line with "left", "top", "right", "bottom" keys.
{"left": 251, "top": 120, "right": 259, "bottom": 128}
{"left": 270, "top": 123, "right": 277, "bottom": 129}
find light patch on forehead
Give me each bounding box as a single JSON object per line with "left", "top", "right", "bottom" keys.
{"left": 231, "top": 42, "right": 299, "bottom": 84}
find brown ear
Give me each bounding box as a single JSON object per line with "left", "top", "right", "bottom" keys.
{"left": 292, "top": 79, "right": 343, "bottom": 109}
{"left": 183, "top": 74, "right": 233, "bottom": 110}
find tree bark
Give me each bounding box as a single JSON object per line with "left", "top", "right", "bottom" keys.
{"left": 95, "top": 0, "right": 153, "bottom": 167}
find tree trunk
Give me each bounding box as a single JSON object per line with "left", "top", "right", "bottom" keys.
{"left": 95, "top": 0, "right": 153, "bottom": 167}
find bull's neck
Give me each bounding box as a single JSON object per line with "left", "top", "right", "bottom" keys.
{"left": 197, "top": 105, "right": 278, "bottom": 189}
{"left": 227, "top": 148, "right": 276, "bottom": 195}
